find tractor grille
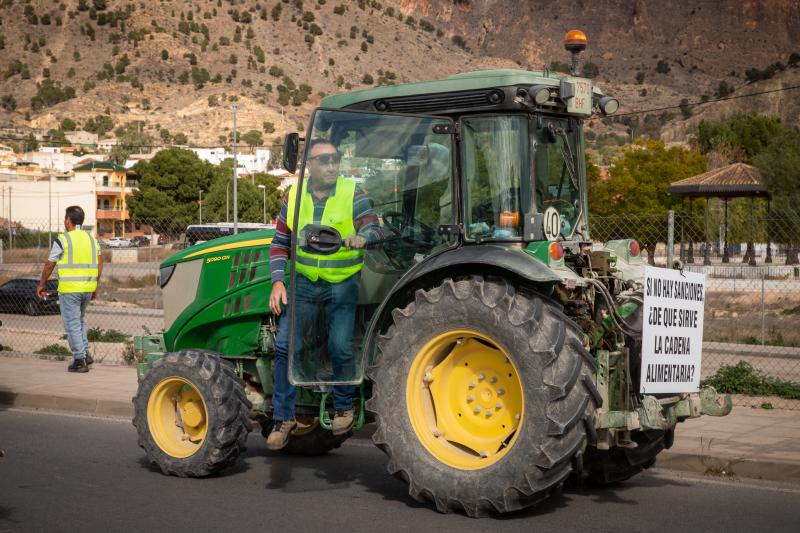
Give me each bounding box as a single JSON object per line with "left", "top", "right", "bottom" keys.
{"left": 376, "top": 89, "right": 504, "bottom": 114}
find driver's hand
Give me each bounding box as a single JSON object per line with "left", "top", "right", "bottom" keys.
{"left": 270, "top": 281, "right": 287, "bottom": 316}
{"left": 36, "top": 283, "right": 46, "bottom": 298}
{"left": 343, "top": 234, "right": 366, "bottom": 249}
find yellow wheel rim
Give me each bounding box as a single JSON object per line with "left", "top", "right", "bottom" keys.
{"left": 147, "top": 377, "right": 208, "bottom": 458}
{"left": 406, "top": 329, "right": 524, "bottom": 470}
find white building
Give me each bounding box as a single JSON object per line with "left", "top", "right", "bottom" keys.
{"left": 0, "top": 176, "right": 97, "bottom": 233}
{"left": 190, "top": 147, "right": 272, "bottom": 174}
{"left": 23, "top": 149, "right": 83, "bottom": 174}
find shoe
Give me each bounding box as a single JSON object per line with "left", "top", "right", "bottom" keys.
{"left": 68, "top": 359, "right": 89, "bottom": 373}
{"left": 266, "top": 420, "right": 297, "bottom": 450}
{"left": 85, "top": 353, "right": 94, "bottom": 366}
{"left": 331, "top": 408, "right": 355, "bottom": 436}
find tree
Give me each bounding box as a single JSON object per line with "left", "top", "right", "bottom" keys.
{"left": 173, "top": 132, "right": 188, "bottom": 145}
{"left": 127, "top": 149, "right": 221, "bottom": 233}
{"left": 83, "top": 114, "right": 114, "bottom": 136}
{"left": 589, "top": 139, "right": 707, "bottom": 264}
{"left": 48, "top": 129, "right": 67, "bottom": 145}
{"left": 263, "top": 121, "right": 275, "bottom": 134}
{"left": 60, "top": 118, "right": 76, "bottom": 131}
{"left": 202, "top": 170, "right": 283, "bottom": 223}
{"left": 109, "top": 125, "right": 153, "bottom": 165}
{"left": 696, "top": 114, "right": 786, "bottom": 160}
{"left": 752, "top": 129, "right": 800, "bottom": 264}
{"left": 241, "top": 130, "right": 263, "bottom": 147}
{"left": 23, "top": 134, "right": 38, "bottom": 152}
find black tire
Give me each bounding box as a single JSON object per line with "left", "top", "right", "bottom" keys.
{"left": 367, "top": 277, "right": 601, "bottom": 517}
{"left": 25, "top": 300, "right": 39, "bottom": 316}
{"left": 132, "top": 349, "right": 252, "bottom": 477}
{"left": 259, "top": 418, "right": 350, "bottom": 456}
{"left": 582, "top": 429, "right": 672, "bottom": 484}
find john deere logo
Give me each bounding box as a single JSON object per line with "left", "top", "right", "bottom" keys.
{"left": 206, "top": 255, "right": 231, "bottom": 264}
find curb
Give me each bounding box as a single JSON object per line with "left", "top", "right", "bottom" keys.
{"left": 0, "top": 389, "right": 133, "bottom": 418}
{"left": 654, "top": 450, "right": 800, "bottom": 485}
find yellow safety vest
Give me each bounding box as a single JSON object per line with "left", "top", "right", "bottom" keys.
{"left": 56, "top": 229, "right": 99, "bottom": 293}
{"left": 286, "top": 177, "right": 363, "bottom": 283}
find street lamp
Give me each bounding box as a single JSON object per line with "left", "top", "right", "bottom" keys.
{"left": 258, "top": 184, "right": 266, "bottom": 224}
{"left": 231, "top": 103, "right": 242, "bottom": 234}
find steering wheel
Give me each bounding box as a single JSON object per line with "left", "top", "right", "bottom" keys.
{"left": 381, "top": 211, "right": 434, "bottom": 239}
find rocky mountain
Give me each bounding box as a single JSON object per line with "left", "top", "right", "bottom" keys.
{"left": 0, "top": 0, "right": 797, "bottom": 149}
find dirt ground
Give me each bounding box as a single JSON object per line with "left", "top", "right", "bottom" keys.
{"left": 704, "top": 290, "right": 800, "bottom": 347}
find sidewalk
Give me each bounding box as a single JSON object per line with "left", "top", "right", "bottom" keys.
{"left": 1, "top": 356, "right": 799, "bottom": 485}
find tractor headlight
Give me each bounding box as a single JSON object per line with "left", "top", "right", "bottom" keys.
{"left": 599, "top": 96, "right": 619, "bottom": 115}
{"left": 528, "top": 85, "right": 551, "bottom": 105}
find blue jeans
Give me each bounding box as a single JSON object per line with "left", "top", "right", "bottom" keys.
{"left": 272, "top": 274, "right": 359, "bottom": 421}
{"left": 60, "top": 292, "right": 91, "bottom": 361}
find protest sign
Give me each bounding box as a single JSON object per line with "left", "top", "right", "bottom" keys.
{"left": 640, "top": 266, "right": 706, "bottom": 393}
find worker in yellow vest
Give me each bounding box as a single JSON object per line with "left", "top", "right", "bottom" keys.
{"left": 38, "top": 206, "right": 103, "bottom": 373}
{"left": 265, "top": 139, "right": 383, "bottom": 450}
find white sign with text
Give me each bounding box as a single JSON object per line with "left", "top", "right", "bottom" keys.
{"left": 640, "top": 266, "right": 706, "bottom": 393}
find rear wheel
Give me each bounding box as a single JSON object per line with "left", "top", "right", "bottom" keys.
{"left": 133, "top": 349, "right": 252, "bottom": 477}
{"left": 582, "top": 429, "right": 672, "bottom": 484}
{"left": 368, "top": 277, "right": 601, "bottom": 517}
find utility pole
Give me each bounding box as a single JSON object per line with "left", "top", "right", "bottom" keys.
{"left": 48, "top": 163, "right": 52, "bottom": 249}
{"left": 199, "top": 189, "right": 203, "bottom": 224}
{"left": 258, "top": 184, "right": 266, "bottom": 224}
{"left": 231, "top": 103, "right": 240, "bottom": 234}
{"left": 7, "top": 186, "right": 11, "bottom": 250}
{"left": 226, "top": 181, "right": 230, "bottom": 223}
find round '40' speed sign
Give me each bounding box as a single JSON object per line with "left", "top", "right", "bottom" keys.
{"left": 542, "top": 207, "right": 561, "bottom": 241}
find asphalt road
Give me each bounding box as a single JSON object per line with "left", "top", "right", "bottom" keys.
{"left": 1, "top": 409, "right": 798, "bottom": 533}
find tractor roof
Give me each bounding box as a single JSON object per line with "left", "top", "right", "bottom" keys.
{"left": 320, "top": 69, "right": 605, "bottom": 117}
{"left": 321, "top": 69, "right": 565, "bottom": 109}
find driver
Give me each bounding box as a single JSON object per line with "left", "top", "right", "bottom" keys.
{"left": 266, "top": 139, "right": 383, "bottom": 450}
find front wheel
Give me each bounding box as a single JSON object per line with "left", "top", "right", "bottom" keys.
{"left": 368, "top": 277, "right": 601, "bottom": 517}
{"left": 133, "top": 349, "right": 252, "bottom": 477}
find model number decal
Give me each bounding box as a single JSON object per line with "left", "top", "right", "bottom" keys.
{"left": 206, "top": 255, "right": 231, "bottom": 263}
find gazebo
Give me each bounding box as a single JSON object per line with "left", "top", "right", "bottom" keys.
{"left": 668, "top": 163, "right": 771, "bottom": 266}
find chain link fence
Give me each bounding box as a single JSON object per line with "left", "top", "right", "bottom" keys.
{"left": 1, "top": 211, "right": 799, "bottom": 409}
{"left": 593, "top": 210, "right": 800, "bottom": 409}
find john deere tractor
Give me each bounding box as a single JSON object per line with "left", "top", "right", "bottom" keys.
{"left": 132, "top": 32, "right": 730, "bottom": 517}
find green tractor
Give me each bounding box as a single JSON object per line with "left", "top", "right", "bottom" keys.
{"left": 132, "top": 33, "right": 730, "bottom": 517}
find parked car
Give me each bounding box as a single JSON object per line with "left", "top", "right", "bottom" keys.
{"left": 131, "top": 236, "right": 151, "bottom": 247}
{"left": 106, "top": 237, "right": 132, "bottom": 248}
{"left": 157, "top": 234, "right": 169, "bottom": 245}
{"left": 0, "top": 278, "right": 59, "bottom": 316}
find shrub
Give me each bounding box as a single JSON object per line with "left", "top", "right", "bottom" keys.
{"left": 452, "top": 35, "right": 466, "bottom": 49}
{"left": 701, "top": 361, "right": 800, "bottom": 399}
{"left": 362, "top": 73, "right": 373, "bottom": 84}
{"left": 161, "top": 49, "right": 169, "bottom": 60}
{"left": 656, "top": 59, "right": 670, "bottom": 74}
{"left": 635, "top": 71, "right": 645, "bottom": 84}
{"left": 36, "top": 344, "right": 72, "bottom": 357}
{"left": 30, "top": 80, "right": 76, "bottom": 111}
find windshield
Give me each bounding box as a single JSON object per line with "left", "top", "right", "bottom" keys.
{"left": 462, "top": 115, "right": 529, "bottom": 240}
{"left": 533, "top": 118, "right": 581, "bottom": 238}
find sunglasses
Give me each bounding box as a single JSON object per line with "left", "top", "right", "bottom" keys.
{"left": 309, "top": 153, "right": 342, "bottom": 165}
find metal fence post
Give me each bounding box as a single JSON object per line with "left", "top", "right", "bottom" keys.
{"left": 761, "top": 274, "right": 766, "bottom": 346}
{"left": 667, "top": 210, "right": 675, "bottom": 268}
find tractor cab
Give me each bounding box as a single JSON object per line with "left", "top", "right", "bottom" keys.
{"left": 283, "top": 67, "right": 612, "bottom": 388}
